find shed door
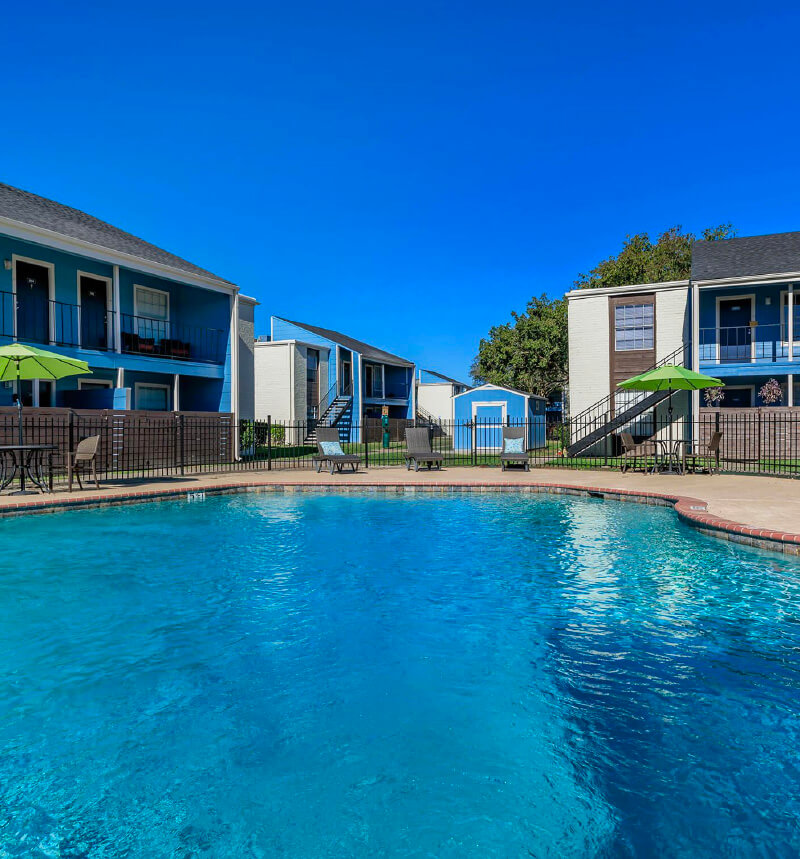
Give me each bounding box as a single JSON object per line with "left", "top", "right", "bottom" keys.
{"left": 473, "top": 402, "right": 506, "bottom": 450}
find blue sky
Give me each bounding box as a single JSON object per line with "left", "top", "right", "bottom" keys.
{"left": 1, "top": 0, "right": 799, "bottom": 380}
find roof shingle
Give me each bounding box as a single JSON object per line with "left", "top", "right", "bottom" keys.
{"left": 275, "top": 318, "right": 414, "bottom": 366}
{"left": 692, "top": 231, "right": 800, "bottom": 282}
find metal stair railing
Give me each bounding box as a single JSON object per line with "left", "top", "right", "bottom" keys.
{"left": 565, "top": 344, "right": 689, "bottom": 456}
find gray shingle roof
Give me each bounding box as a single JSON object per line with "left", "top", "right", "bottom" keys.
{"left": 692, "top": 231, "right": 800, "bottom": 282}
{"left": 0, "top": 182, "right": 234, "bottom": 286}
{"left": 422, "top": 369, "right": 469, "bottom": 387}
{"left": 276, "top": 318, "right": 414, "bottom": 366}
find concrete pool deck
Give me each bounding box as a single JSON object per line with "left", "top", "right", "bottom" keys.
{"left": 0, "top": 466, "right": 799, "bottom": 555}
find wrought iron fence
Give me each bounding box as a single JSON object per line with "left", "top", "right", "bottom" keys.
{"left": 0, "top": 407, "right": 798, "bottom": 493}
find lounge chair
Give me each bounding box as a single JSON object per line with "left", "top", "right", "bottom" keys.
{"left": 313, "top": 427, "right": 362, "bottom": 474}
{"left": 500, "top": 426, "right": 529, "bottom": 472}
{"left": 682, "top": 431, "right": 723, "bottom": 475}
{"left": 619, "top": 431, "right": 658, "bottom": 474}
{"left": 404, "top": 427, "right": 443, "bottom": 471}
{"left": 68, "top": 434, "right": 101, "bottom": 490}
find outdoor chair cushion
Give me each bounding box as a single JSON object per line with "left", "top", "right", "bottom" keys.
{"left": 319, "top": 440, "right": 345, "bottom": 456}
{"left": 503, "top": 436, "right": 525, "bottom": 454}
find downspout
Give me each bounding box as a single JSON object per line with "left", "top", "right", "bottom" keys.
{"left": 231, "top": 292, "right": 240, "bottom": 458}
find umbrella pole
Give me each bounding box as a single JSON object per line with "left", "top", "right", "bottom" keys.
{"left": 15, "top": 363, "right": 23, "bottom": 447}
{"left": 668, "top": 388, "right": 674, "bottom": 470}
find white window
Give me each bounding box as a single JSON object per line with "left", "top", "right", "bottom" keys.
{"left": 79, "top": 379, "right": 114, "bottom": 390}
{"left": 135, "top": 383, "right": 170, "bottom": 411}
{"left": 134, "top": 285, "right": 170, "bottom": 341}
{"left": 614, "top": 304, "right": 654, "bottom": 351}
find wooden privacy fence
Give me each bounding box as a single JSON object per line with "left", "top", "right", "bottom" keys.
{"left": 0, "top": 408, "right": 235, "bottom": 481}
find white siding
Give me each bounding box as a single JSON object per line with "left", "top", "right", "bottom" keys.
{"left": 254, "top": 342, "right": 294, "bottom": 422}
{"left": 417, "top": 383, "right": 455, "bottom": 419}
{"left": 567, "top": 284, "right": 690, "bottom": 418}
{"left": 567, "top": 292, "right": 610, "bottom": 417}
{"left": 655, "top": 287, "right": 690, "bottom": 361}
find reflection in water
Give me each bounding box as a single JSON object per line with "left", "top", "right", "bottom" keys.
{"left": 0, "top": 493, "right": 798, "bottom": 856}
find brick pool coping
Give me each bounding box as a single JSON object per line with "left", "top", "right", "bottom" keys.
{"left": 0, "top": 476, "right": 798, "bottom": 556}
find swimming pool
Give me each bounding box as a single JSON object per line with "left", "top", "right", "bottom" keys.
{"left": 1, "top": 492, "right": 799, "bottom": 856}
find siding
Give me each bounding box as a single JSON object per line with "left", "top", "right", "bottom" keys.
{"left": 568, "top": 291, "right": 610, "bottom": 417}
{"left": 254, "top": 342, "right": 293, "bottom": 421}
{"left": 237, "top": 299, "right": 256, "bottom": 421}
{"left": 417, "top": 383, "right": 455, "bottom": 419}
{"left": 655, "top": 286, "right": 690, "bottom": 361}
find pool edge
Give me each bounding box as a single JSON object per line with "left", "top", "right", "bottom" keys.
{"left": 1, "top": 480, "right": 798, "bottom": 556}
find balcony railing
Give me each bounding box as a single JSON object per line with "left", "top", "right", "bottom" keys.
{"left": 120, "top": 314, "right": 226, "bottom": 364}
{"left": 0, "top": 293, "right": 227, "bottom": 364}
{"left": 699, "top": 324, "right": 800, "bottom": 364}
{"left": 0, "top": 292, "right": 113, "bottom": 350}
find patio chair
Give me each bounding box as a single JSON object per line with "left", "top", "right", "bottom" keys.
{"left": 312, "top": 427, "right": 362, "bottom": 475}
{"left": 68, "top": 434, "right": 101, "bottom": 491}
{"left": 404, "top": 427, "right": 443, "bottom": 471}
{"left": 682, "top": 431, "right": 723, "bottom": 475}
{"left": 500, "top": 426, "right": 530, "bottom": 472}
{"left": 619, "top": 432, "right": 659, "bottom": 474}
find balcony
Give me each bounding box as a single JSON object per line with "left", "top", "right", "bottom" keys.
{"left": 699, "top": 323, "right": 800, "bottom": 365}
{"left": 0, "top": 293, "right": 227, "bottom": 364}
{"left": 120, "top": 314, "right": 226, "bottom": 364}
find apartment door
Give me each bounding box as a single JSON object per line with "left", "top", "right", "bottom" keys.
{"left": 306, "top": 349, "right": 320, "bottom": 421}
{"left": 340, "top": 358, "right": 352, "bottom": 393}
{"left": 79, "top": 275, "right": 109, "bottom": 349}
{"left": 15, "top": 260, "right": 50, "bottom": 344}
{"left": 719, "top": 298, "right": 752, "bottom": 362}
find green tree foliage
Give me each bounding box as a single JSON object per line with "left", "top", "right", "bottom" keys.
{"left": 575, "top": 224, "right": 736, "bottom": 289}
{"left": 471, "top": 224, "right": 735, "bottom": 398}
{"left": 471, "top": 295, "right": 567, "bottom": 397}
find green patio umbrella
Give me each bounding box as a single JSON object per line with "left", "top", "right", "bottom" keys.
{"left": 618, "top": 365, "right": 723, "bottom": 471}
{"left": 0, "top": 344, "right": 90, "bottom": 446}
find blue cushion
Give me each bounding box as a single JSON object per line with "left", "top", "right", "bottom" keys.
{"left": 320, "top": 440, "right": 345, "bottom": 456}
{"left": 504, "top": 436, "right": 525, "bottom": 454}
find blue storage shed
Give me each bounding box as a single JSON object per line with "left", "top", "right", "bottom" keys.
{"left": 452, "top": 384, "right": 546, "bottom": 452}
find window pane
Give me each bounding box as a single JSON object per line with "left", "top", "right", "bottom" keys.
{"left": 615, "top": 303, "right": 653, "bottom": 351}
{"left": 138, "top": 385, "right": 169, "bottom": 411}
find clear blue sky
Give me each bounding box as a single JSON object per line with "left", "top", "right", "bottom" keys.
{"left": 2, "top": 0, "right": 798, "bottom": 380}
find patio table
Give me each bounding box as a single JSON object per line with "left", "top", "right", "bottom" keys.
{"left": 653, "top": 439, "right": 686, "bottom": 474}
{"left": 0, "top": 444, "right": 58, "bottom": 494}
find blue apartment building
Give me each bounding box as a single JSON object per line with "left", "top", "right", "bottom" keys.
{"left": 693, "top": 231, "right": 800, "bottom": 408}
{"left": 263, "top": 317, "right": 415, "bottom": 440}
{"left": 0, "top": 183, "right": 244, "bottom": 413}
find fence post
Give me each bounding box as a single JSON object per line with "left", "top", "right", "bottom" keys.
{"left": 68, "top": 409, "right": 75, "bottom": 457}
{"left": 267, "top": 415, "right": 272, "bottom": 471}
{"left": 363, "top": 422, "right": 369, "bottom": 469}
{"left": 178, "top": 413, "right": 185, "bottom": 476}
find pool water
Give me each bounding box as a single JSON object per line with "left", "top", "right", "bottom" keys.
{"left": 1, "top": 493, "right": 800, "bottom": 857}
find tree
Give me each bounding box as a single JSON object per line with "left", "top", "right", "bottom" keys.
{"left": 575, "top": 224, "right": 736, "bottom": 290}
{"left": 472, "top": 295, "right": 567, "bottom": 398}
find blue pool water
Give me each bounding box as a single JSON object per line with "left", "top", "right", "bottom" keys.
{"left": 1, "top": 493, "right": 800, "bottom": 857}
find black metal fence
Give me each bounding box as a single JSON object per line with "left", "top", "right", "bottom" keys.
{"left": 236, "top": 410, "right": 800, "bottom": 476}
{"left": 1, "top": 407, "right": 799, "bottom": 493}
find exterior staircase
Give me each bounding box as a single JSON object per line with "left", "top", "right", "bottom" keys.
{"left": 304, "top": 380, "right": 353, "bottom": 443}
{"left": 566, "top": 345, "right": 688, "bottom": 457}
{"left": 415, "top": 403, "right": 447, "bottom": 437}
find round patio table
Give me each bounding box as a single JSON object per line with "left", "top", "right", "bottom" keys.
{"left": 0, "top": 444, "right": 58, "bottom": 495}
